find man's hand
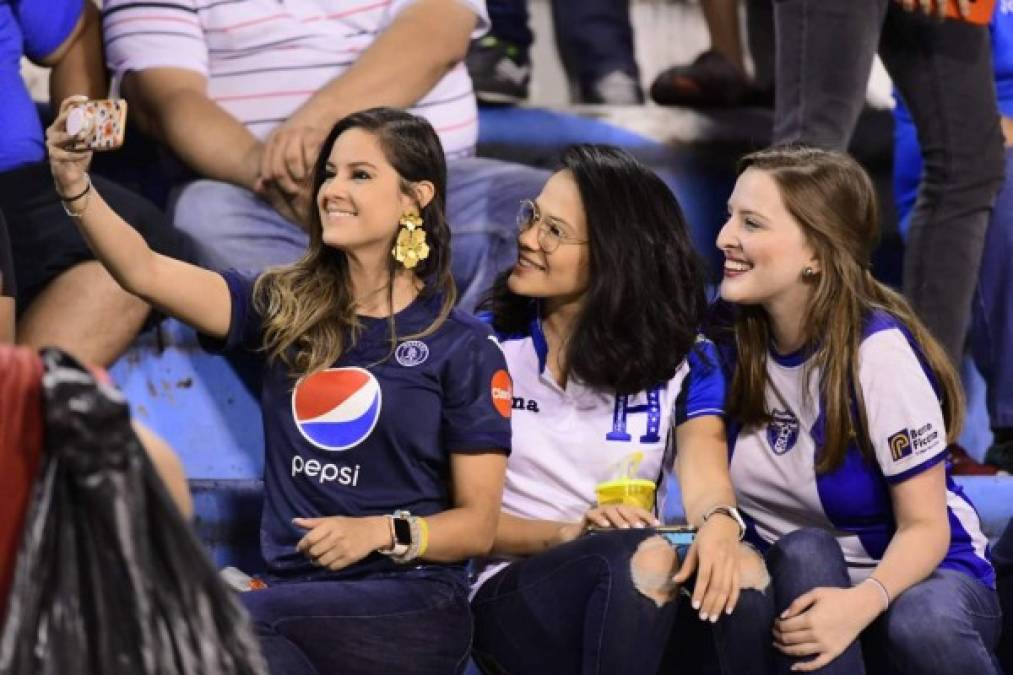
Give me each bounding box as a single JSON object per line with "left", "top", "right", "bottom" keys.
{"left": 900, "top": 0, "right": 972, "bottom": 20}
{"left": 260, "top": 121, "right": 329, "bottom": 197}
{"left": 294, "top": 515, "right": 391, "bottom": 571}
{"left": 256, "top": 178, "right": 313, "bottom": 231}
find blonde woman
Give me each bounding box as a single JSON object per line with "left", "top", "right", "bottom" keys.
{"left": 710, "top": 146, "right": 1000, "bottom": 674}
{"left": 47, "top": 103, "right": 511, "bottom": 675}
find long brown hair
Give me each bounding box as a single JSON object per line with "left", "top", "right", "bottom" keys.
{"left": 724, "top": 146, "right": 963, "bottom": 473}
{"left": 253, "top": 108, "right": 456, "bottom": 376}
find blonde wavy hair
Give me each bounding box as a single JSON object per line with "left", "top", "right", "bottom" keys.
{"left": 723, "top": 146, "right": 963, "bottom": 473}
{"left": 252, "top": 108, "right": 456, "bottom": 376}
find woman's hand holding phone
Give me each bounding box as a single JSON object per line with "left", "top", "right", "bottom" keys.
{"left": 46, "top": 96, "right": 95, "bottom": 200}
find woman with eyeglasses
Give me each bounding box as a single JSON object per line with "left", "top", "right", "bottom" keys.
{"left": 469, "top": 145, "right": 772, "bottom": 675}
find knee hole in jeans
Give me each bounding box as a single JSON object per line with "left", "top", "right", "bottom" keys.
{"left": 630, "top": 535, "right": 679, "bottom": 607}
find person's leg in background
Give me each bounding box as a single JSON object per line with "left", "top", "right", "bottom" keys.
{"left": 650, "top": 0, "right": 767, "bottom": 109}
{"left": 16, "top": 261, "right": 148, "bottom": 367}
{"left": 970, "top": 143, "right": 1013, "bottom": 473}
{"left": 471, "top": 529, "right": 679, "bottom": 675}
{"left": 2, "top": 166, "right": 181, "bottom": 367}
{"left": 879, "top": 6, "right": 1005, "bottom": 367}
{"left": 170, "top": 179, "right": 309, "bottom": 274}
{"left": 243, "top": 571, "right": 473, "bottom": 675}
{"left": 550, "top": 0, "right": 644, "bottom": 104}
{"left": 771, "top": 0, "right": 889, "bottom": 149}
{"left": 446, "top": 157, "right": 550, "bottom": 313}
{"left": 466, "top": 0, "right": 534, "bottom": 104}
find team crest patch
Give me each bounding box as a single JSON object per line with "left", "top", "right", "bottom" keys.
{"left": 888, "top": 429, "right": 913, "bottom": 461}
{"left": 292, "top": 367, "right": 382, "bottom": 451}
{"left": 395, "top": 340, "right": 429, "bottom": 367}
{"left": 766, "top": 408, "right": 800, "bottom": 455}
{"left": 491, "top": 370, "right": 513, "bottom": 418}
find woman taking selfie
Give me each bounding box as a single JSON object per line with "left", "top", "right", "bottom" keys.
{"left": 47, "top": 102, "right": 511, "bottom": 675}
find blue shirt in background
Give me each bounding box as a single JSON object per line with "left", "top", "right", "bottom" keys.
{"left": 0, "top": 0, "right": 83, "bottom": 173}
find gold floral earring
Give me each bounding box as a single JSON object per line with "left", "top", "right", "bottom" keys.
{"left": 392, "top": 209, "right": 429, "bottom": 269}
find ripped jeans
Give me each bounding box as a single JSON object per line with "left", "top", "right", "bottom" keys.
{"left": 470, "top": 528, "right": 774, "bottom": 675}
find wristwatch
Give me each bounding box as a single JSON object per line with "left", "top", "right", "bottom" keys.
{"left": 701, "top": 505, "right": 746, "bottom": 541}
{"left": 379, "top": 510, "right": 413, "bottom": 557}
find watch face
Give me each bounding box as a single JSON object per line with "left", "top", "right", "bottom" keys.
{"left": 393, "top": 518, "right": 412, "bottom": 546}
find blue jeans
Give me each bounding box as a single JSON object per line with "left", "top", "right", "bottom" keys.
{"left": 773, "top": 0, "right": 1005, "bottom": 365}
{"left": 171, "top": 157, "right": 549, "bottom": 313}
{"left": 471, "top": 529, "right": 678, "bottom": 675}
{"left": 471, "top": 529, "right": 774, "bottom": 675}
{"left": 731, "top": 528, "right": 1002, "bottom": 675}
{"left": 241, "top": 568, "right": 472, "bottom": 675}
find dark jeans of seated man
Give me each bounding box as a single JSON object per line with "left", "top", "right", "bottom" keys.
{"left": 725, "top": 527, "right": 1002, "bottom": 675}
{"left": 471, "top": 528, "right": 774, "bottom": 675}
{"left": 241, "top": 567, "right": 472, "bottom": 675}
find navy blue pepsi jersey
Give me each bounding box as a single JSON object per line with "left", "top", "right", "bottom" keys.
{"left": 204, "top": 271, "right": 512, "bottom": 581}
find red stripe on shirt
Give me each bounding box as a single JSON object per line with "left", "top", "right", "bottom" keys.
{"left": 212, "top": 90, "right": 319, "bottom": 102}
{"left": 206, "top": 13, "right": 293, "bottom": 33}
{"left": 325, "top": 0, "right": 391, "bottom": 20}
{"left": 436, "top": 117, "right": 477, "bottom": 134}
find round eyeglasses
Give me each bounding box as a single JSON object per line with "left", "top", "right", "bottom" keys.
{"left": 515, "top": 199, "right": 588, "bottom": 253}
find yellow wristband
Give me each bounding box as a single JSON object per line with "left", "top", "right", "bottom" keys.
{"left": 417, "top": 517, "right": 429, "bottom": 558}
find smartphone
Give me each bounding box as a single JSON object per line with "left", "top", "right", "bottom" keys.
{"left": 585, "top": 524, "right": 697, "bottom": 547}
{"left": 66, "top": 99, "right": 128, "bottom": 151}
{"left": 655, "top": 524, "right": 697, "bottom": 547}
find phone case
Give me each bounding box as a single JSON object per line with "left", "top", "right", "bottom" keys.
{"left": 67, "top": 99, "right": 128, "bottom": 151}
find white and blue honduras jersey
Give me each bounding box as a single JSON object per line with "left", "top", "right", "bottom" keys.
{"left": 729, "top": 311, "right": 994, "bottom": 587}
{"left": 472, "top": 314, "right": 725, "bottom": 590}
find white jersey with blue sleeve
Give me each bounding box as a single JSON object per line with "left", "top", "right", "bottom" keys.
{"left": 470, "top": 315, "right": 726, "bottom": 591}
{"left": 728, "top": 311, "right": 993, "bottom": 587}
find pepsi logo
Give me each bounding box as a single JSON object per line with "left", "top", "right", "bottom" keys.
{"left": 291, "top": 367, "right": 382, "bottom": 451}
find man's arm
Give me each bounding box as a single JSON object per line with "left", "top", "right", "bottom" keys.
{"left": 121, "top": 68, "right": 262, "bottom": 191}
{"left": 260, "top": 0, "right": 479, "bottom": 195}
{"left": 36, "top": 1, "right": 107, "bottom": 102}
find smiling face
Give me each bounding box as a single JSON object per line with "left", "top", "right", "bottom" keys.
{"left": 506, "top": 170, "right": 591, "bottom": 306}
{"left": 315, "top": 127, "right": 421, "bottom": 255}
{"left": 716, "top": 167, "right": 820, "bottom": 318}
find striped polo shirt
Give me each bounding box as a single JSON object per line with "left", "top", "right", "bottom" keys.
{"left": 102, "top": 0, "right": 488, "bottom": 158}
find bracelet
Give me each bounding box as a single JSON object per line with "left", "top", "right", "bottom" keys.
{"left": 58, "top": 174, "right": 92, "bottom": 203}
{"left": 416, "top": 517, "right": 429, "bottom": 558}
{"left": 59, "top": 175, "right": 92, "bottom": 218}
{"left": 861, "top": 576, "right": 890, "bottom": 611}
